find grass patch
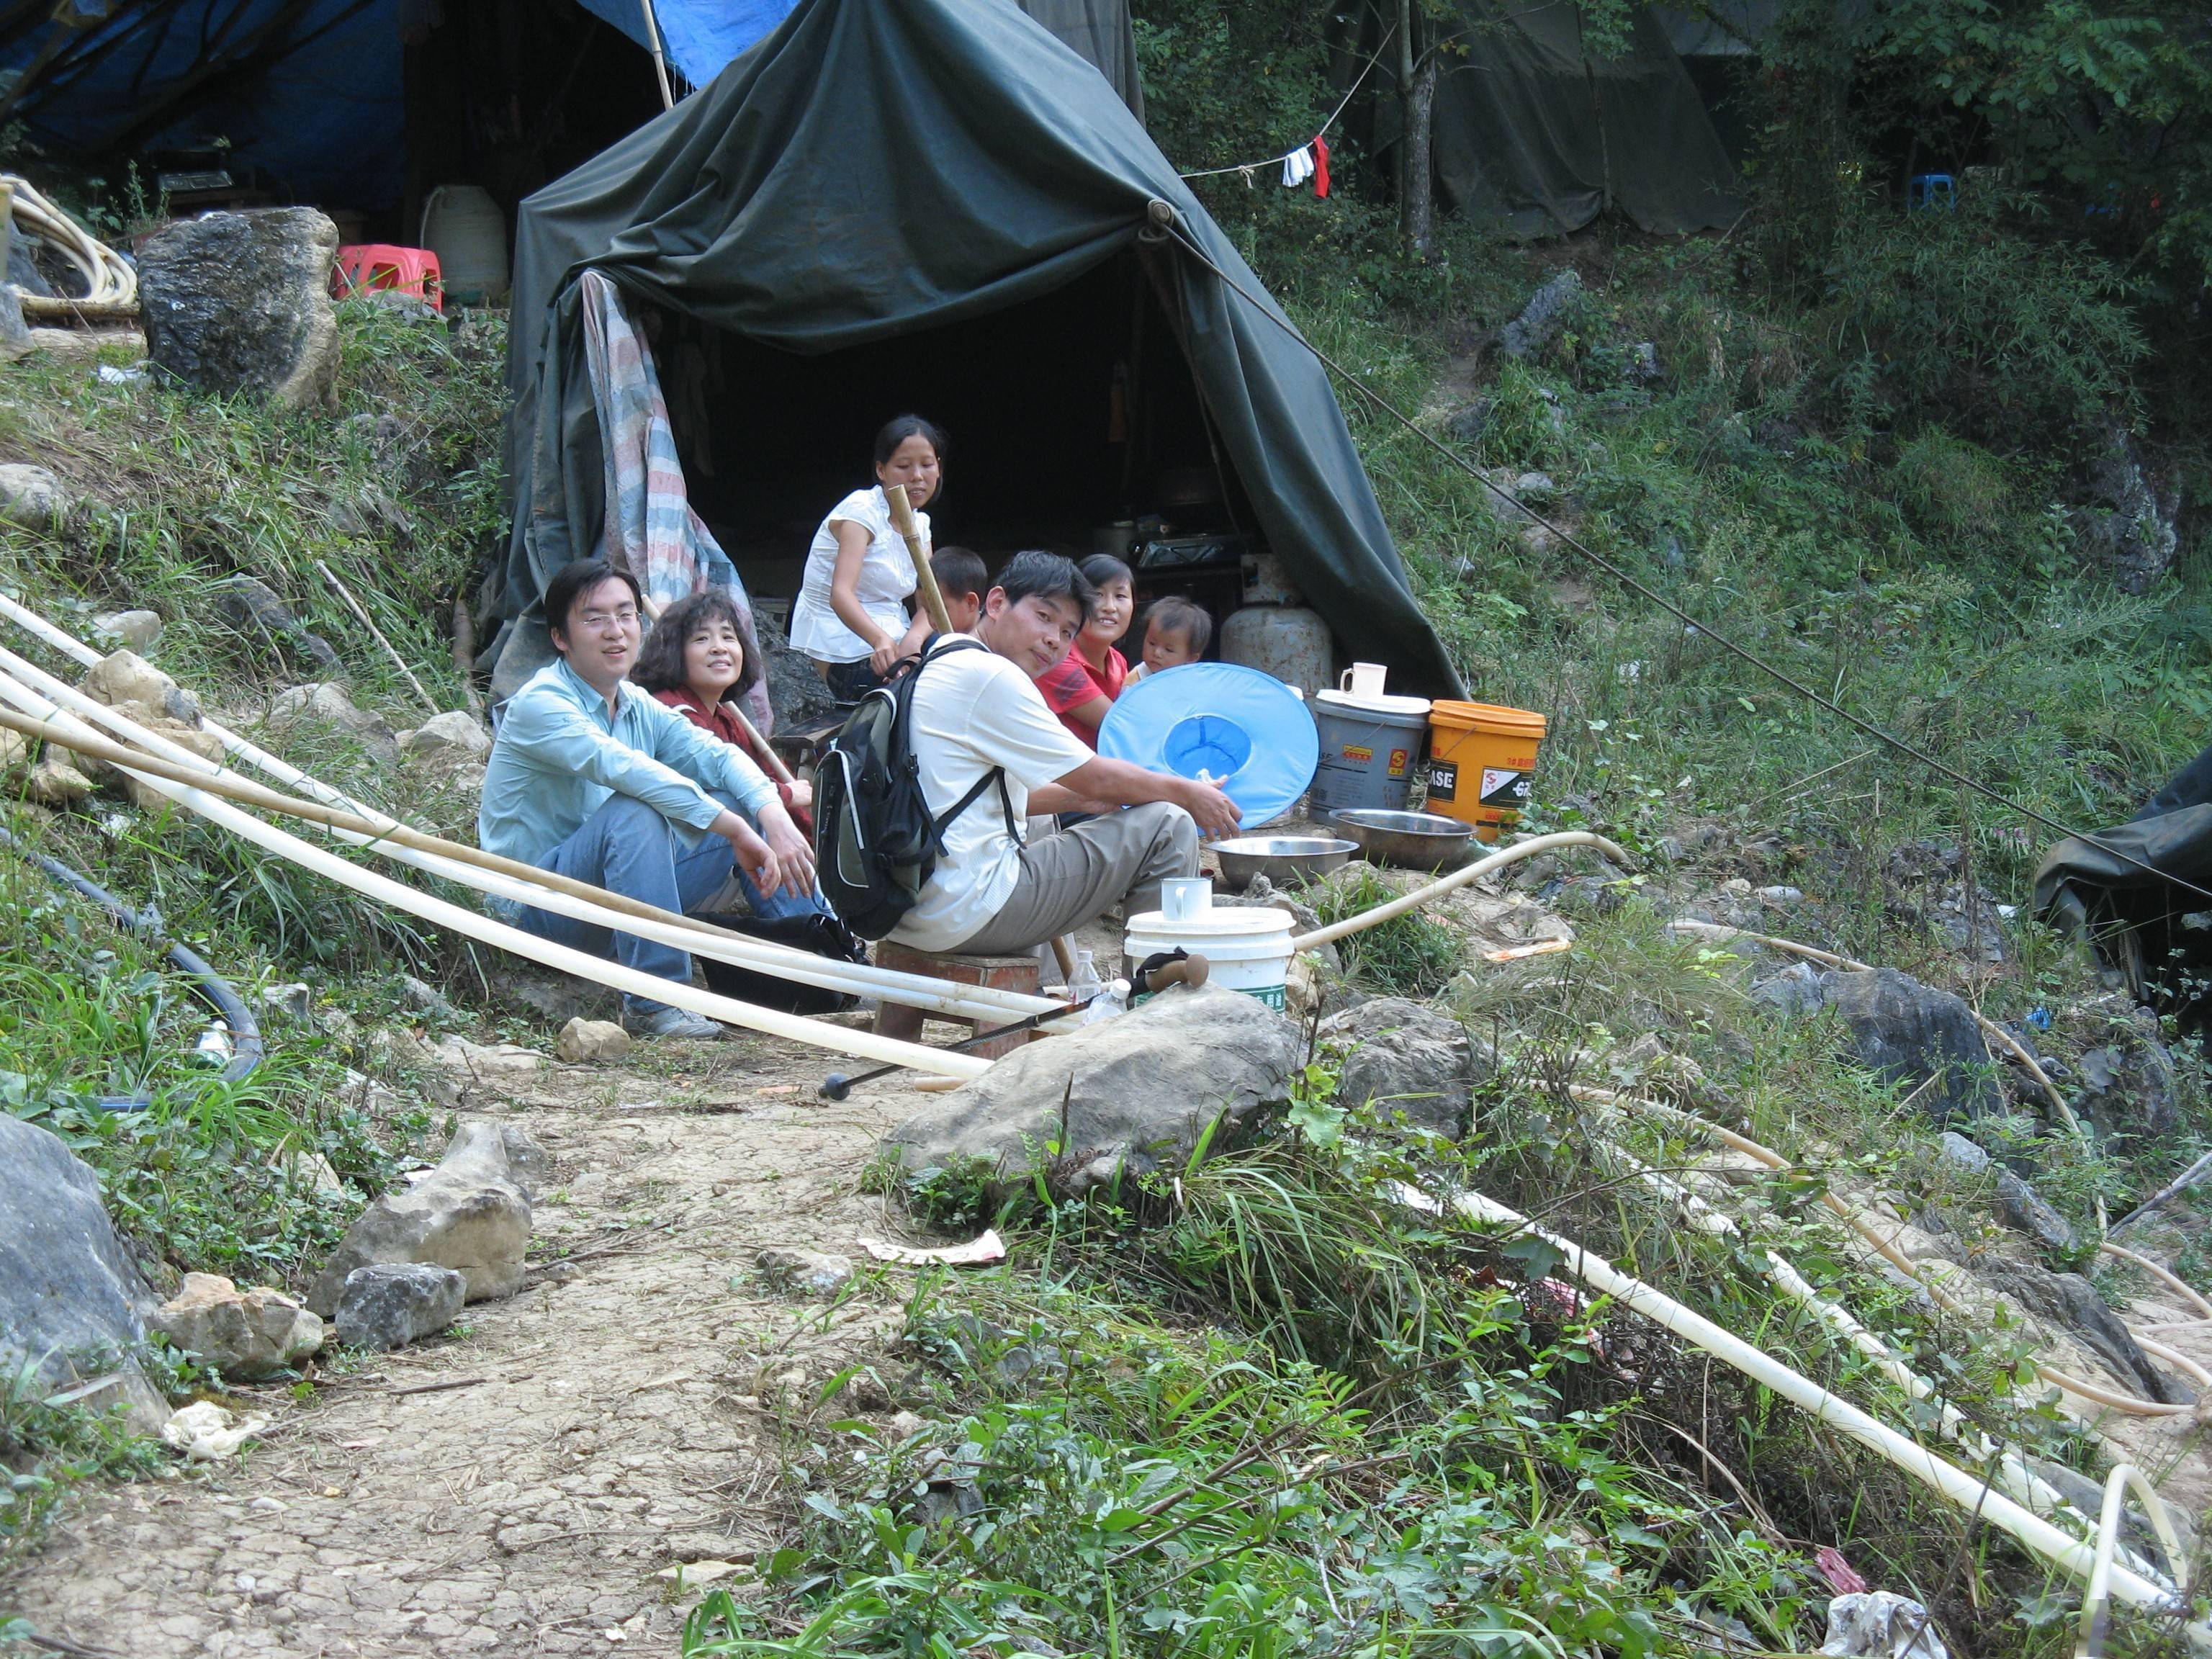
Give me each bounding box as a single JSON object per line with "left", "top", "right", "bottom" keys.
{"left": 1308, "top": 865, "right": 1464, "bottom": 999}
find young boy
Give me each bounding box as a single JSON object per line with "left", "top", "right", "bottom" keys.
{"left": 1125, "top": 596, "right": 1212, "bottom": 685}
{"left": 929, "top": 547, "right": 988, "bottom": 634}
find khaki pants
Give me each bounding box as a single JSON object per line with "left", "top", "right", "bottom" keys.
{"left": 953, "top": 802, "right": 1199, "bottom": 956}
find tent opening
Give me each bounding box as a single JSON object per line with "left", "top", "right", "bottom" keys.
{"left": 666, "top": 246, "right": 1267, "bottom": 638}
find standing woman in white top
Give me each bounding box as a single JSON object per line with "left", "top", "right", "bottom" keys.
{"left": 788, "top": 415, "right": 947, "bottom": 704}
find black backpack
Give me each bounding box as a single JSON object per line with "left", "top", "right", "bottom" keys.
{"left": 814, "top": 637, "right": 1017, "bottom": 940}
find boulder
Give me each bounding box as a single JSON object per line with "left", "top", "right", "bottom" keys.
{"left": 1501, "top": 268, "right": 1582, "bottom": 360}
{"left": 1972, "top": 1257, "right": 2191, "bottom": 1405}
{"left": 884, "top": 984, "right": 1301, "bottom": 1196}
{"left": 266, "top": 681, "right": 400, "bottom": 766}
{"left": 0, "top": 462, "right": 68, "bottom": 529}
{"left": 1319, "top": 997, "right": 1493, "bottom": 1140}
{"left": 25, "top": 755, "right": 93, "bottom": 804}
{"left": 334, "top": 1262, "right": 466, "bottom": 1351}
{"left": 1819, "top": 968, "right": 2005, "bottom": 1123}
{"left": 2072, "top": 424, "right": 2179, "bottom": 595}
{"left": 94, "top": 609, "right": 165, "bottom": 652}
{"left": 306, "top": 1118, "right": 543, "bottom": 1314}
{"left": 212, "top": 575, "right": 343, "bottom": 674}
{"left": 0, "top": 1118, "right": 170, "bottom": 1434}
{"left": 430, "top": 1035, "right": 547, "bottom": 1084}
{"left": 1938, "top": 1133, "right": 2078, "bottom": 1255}
{"left": 400, "top": 709, "right": 490, "bottom": 763}
{"left": 755, "top": 1247, "right": 855, "bottom": 1298}
{"left": 2076, "top": 1019, "right": 2180, "bottom": 1141}
{"left": 555, "top": 1017, "right": 631, "bottom": 1064}
{"left": 147, "top": 1272, "right": 324, "bottom": 1379}
{"left": 137, "top": 207, "right": 341, "bottom": 408}
{"left": 755, "top": 608, "right": 835, "bottom": 733}
{"left": 0, "top": 727, "right": 29, "bottom": 771}
{"left": 81, "top": 649, "right": 199, "bottom": 724}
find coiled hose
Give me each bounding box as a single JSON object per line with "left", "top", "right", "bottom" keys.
{"left": 0, "top": 825, "right": 261, "bottom": 1109}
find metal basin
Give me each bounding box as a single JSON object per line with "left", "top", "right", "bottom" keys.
{"left": 1212, "top": 835, "right": 1356, "bottom": 891}
{"left": 1334, "top": 809, "right": 1475, "bottom": 871}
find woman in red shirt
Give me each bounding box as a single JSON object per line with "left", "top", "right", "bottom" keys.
{"left": 1035, "top": 553, "right": 1135, "bottom": 747}
{"left": 629, "top": 590, "right": 813, "bottom": 837}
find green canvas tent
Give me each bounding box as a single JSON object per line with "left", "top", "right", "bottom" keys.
{"left": 485, "top": 0, "right": 1463, "bottom": 702}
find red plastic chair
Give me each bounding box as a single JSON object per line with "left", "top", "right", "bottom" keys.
{"left": 332, "top": 244, "right": 444, "bottom": 313}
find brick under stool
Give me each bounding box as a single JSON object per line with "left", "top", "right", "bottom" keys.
{"left": 872, "top": 943, "right": 1042, "bottom": 1061}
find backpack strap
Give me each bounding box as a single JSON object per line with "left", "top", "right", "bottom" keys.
{"left": 907, "top": 633, "right": 1017, "bottom": 850}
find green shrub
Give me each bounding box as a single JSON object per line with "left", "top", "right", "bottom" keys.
{"left": 1888, "top": 428, "right": 2015, "bottom": 543}
{"left": 1811, "top": 192, "right": 2146, "bottom": 451}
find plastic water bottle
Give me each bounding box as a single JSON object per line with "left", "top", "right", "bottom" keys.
{"left": 1068, "top": 948, "right": 1103, "bottom": 1003}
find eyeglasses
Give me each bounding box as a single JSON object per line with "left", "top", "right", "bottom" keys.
{"left": 578, "top": 608, "right": 639, "bottom": 634}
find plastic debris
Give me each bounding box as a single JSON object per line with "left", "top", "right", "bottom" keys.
{"left": 857, "top": 1229, "right": 1007, "bottom": 1267}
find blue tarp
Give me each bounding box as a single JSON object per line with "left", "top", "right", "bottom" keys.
{"left": 569, "top": 0, "right": 796, "bottom": 87}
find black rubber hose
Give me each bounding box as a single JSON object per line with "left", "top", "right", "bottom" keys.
{"left": 0, "top": 825, "right": 264, "bottom": 1107}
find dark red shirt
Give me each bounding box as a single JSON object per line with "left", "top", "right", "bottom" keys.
{"left": 653, "top": 687, "right": 811, "bottom": 836}
{"left": 1035, "top": 644, "right": 1127, "bottom": 747}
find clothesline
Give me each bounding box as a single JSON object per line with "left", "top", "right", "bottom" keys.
{"left": 1174, "top": 22, "right": 1394, "bottom": 187}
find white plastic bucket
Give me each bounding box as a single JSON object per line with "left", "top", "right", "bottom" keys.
{"left": 421, "top": 184, "right": 509, "bottom": 304}
{"left": 1124, "top": 904, "right": 1294, "bottom": 1010}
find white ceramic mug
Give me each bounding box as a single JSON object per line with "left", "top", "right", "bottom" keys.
{"left": 1339, "top": 662, "right": 1388, "bottom": 700}
{"left": 1161, "top": 877, "right": 1212, "bottom": 921}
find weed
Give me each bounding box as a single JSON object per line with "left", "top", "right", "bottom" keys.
{"left": 1308, "top": 865, "right": 1463, "bottom": 999}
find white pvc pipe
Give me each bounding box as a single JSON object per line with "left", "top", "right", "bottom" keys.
{"left": 1400, "top": 1182, "right": 2187, "bottom": 1621}
{"left": 1588, "top": 1120, "right": 2170, "bottom": 1588}
{"left": 0, "top": 668, "right": 989, "bottom": 1077}
{"left": 0, "top": 638, "right": 1055, "bottom": 1022}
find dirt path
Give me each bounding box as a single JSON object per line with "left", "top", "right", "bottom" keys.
{"left": 4, "top": 1025, "right": 943, "bottom": 1658}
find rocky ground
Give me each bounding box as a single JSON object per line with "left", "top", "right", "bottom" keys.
{"left": 3, "top": 1023, "right": 953, "bottom": 1657}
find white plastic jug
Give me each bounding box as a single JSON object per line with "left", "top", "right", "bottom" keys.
{"left": 421, "top": 184, "right": 508, "bottom": 305}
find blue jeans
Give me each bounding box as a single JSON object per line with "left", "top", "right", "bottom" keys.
{"left": 517, "top": 789, "right": 826, "bottom": 1015}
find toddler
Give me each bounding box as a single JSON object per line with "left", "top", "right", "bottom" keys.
{"left": 1125, "top": 596, "right": 1213, "bottom": 685}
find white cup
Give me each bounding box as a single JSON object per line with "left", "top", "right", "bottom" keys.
{"left": 1339, "top": 662, "right": 1388, "bottom": 700}
{"left": 1161, "top": 877, "right": 1211, "bottom": 922}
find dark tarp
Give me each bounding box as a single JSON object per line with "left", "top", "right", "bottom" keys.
{"left": 0, "top": 0, "right": 1136, "bottom": 221}
{"left": 485, "top": 0, "right": 1461, "bottom": 701}
{"left": 2034, "top": 742, "right": 2212, "bottom": 1027}
{"left": 1346, "top": 0, "right": 1743, "bottom": 238}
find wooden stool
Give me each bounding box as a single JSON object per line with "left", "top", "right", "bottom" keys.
{"left": 873, "top": 943, "right": 1041, "bottom": 1061}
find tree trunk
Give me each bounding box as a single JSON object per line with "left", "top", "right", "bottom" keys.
{"left": 1393, "top": 0, "right": 1413, "bottom": 217}
{"left": 1403, "top": 45, "right": 1438, "bottom": 257}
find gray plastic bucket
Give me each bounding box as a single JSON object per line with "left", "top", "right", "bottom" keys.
{"left": 1309, "top": 695, "right": 1432, "bottom": 822}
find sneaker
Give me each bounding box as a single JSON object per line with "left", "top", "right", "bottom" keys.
{"left": 621, "top": 1005, "right": 723, "bottom": 1041}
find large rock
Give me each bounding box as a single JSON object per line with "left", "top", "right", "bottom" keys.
{"left": 212, "top": 575, "right": 343, "bottom": 674}
{"left": 266, "top": 680, "right": 399, "bottom": 767}
{"left": 555, "top": 1017, "right": 631, "bottom": 1063}
{"left": 400, "top": 709, "right": 490, "bottom": 763}
{"left": 1938, "top": 1133, "right": 2077, "bottom": 1255}
{"left": 1820, "top": 968, "right": 2004, "bottom": 1123}
{"left": 138, "top": 207, "right": 341, "bottom": 408}
{"left": 335, "top": 1262, "right": 465, "bottom": 1351}
{"left": 0, "top": 1118, "right": 169, "bottom": 1434}
{"left": 1319, "top": 997, "right": 1494, "bottom": 1140}
{"left": 94, "top": 609, "right": 165, "bottom": 652}
{"left": 1972, "top": 1257, "right": 2191, "bottom": 1405}
{"left": 81, "top": 649, "right": 199, "bottom": 724}
{"left": 1501, "top": 268, "right": 1582, "bottom": 360}
{"left": 2076, "top": 1018, "right": 2180, "bottom": 1141}
{"left": 756, "top": 608, "right": 836, "bottom": 732}
{"left": 2072, "top": 424, "right": 2179, "bottom": 595}
{"left": 147, "top": 1272, "right": 324, "bottom": 1379}
{"left": 0, "top": 462, "right": 69, "bottom": 529}
{"left": 885, "top": 984, "right": 1301, "bottom": 1195}
{"left": 307, "top": 1120, "right": 544, "bottom": 1315}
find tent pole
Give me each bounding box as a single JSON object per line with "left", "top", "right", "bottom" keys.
{"left": 639, "top": 0, "right": 674, "bottom": 109}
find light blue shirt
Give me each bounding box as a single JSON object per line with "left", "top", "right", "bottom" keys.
{"left": 478, "top": 658, "right": 777, "bottom": 908}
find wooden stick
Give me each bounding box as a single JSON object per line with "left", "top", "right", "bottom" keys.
{"left": 886, "top": 485, "right": 1074, "bottom": 981}
{"left": 316, "top": 559, "right": 439, "bottom": 714}
{"left": 884, "top": 483, "right": 952, "bottom": 635}
{"left": 727, "top": 700, "right": 797, "bottom": 787}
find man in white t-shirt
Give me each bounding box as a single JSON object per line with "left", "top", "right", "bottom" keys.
{"left": 889, "top": 552, "right": 1241, "bottom": 958}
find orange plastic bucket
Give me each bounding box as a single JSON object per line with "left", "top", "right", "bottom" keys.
{"left": 1424, "top": 701, "right": 1547, "bottom": 841}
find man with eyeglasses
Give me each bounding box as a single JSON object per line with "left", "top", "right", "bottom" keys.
{"left": 479, "top": 558, "right": 819, "bottom": 1040}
